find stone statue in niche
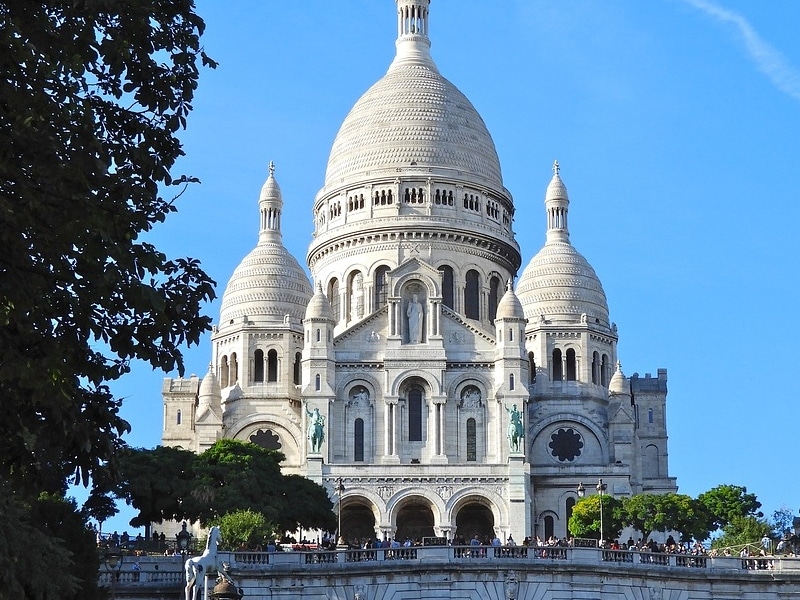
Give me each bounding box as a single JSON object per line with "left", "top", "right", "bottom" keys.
{"left": 460, "top": 387, "right": 482, "bottom": 409}
{"left": 349, "top": 387, "right": 369, "bottom": 407}
{"left": 406, "top": 293, "right": 423, "bottom": 344}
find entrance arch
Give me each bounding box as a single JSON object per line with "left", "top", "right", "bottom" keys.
{"left": 455, "top": 502, "right": 495, "bottom": 543}
{"left": 394, "top": 498, "right": 435, "bottom": 543}
{"left": 341, "top": 501, "right": 377, "bottom": 545}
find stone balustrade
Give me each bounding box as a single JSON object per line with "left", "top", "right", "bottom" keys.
{"left": 100, "top": 546, "right": 800, "bottom": 599}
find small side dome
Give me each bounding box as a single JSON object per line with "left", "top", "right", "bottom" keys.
{"left": 198, "top": 364, "right": 222, "bottom": 403}
{"left": 304, "top": 282, "right": 332, "bottom": 321}
{"left": 546, "top": 170, "right": 569, "bottom": 202}
{"left": 219, "top": 164, "right": 313, "bottom": 327}
{"left": 608, "top": 361, "right": 629, "bottom": 396}
{"left": 517, "top": 163, "right": 610, "bottom": 328}
{"left": 495, "top": 281, "right": 524, "bottom": 320}
{"left": 517, "top": 242, "right": 610, "bottom": 327}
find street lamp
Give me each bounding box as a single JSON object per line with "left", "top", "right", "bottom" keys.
{"left": 596, "top": 478, "right": 607, "bottom": 547}
{"left": 104, "top": 551, "right": 123, "bottom": 600}
{"left": 576, "top": 482, "right": 585, "bottom": 498}
{"left": 335, "top": 477, "right": 346, "bottom": 547}
{"left": 176, "top": 521, "right": 192, "bottom": 557}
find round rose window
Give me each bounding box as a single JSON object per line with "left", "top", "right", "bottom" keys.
{"left": 548, "top": 428, "right": 583, "bottom": 462}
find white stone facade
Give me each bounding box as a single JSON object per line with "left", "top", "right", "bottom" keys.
{"left": 162, "top": 0, "right": 677, "bottom": 545}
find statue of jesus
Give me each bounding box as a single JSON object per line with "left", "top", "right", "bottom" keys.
{"left": 407, "top": 294, "right": 423, "bottom": 344}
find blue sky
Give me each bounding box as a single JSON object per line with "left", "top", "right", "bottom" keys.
{"left": 87, "top": 0, "right": 800, "bottom": 534}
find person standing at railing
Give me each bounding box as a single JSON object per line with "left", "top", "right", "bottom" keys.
{"left": 761, "top": 534, "right": 772, "bottom": 555}
{"left": 469, "top": 534, "right": 481, "bottom": 558}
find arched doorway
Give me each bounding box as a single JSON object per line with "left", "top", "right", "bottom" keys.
{"left": 341, "top": 502, "right": 376, "bottom": 546}
{"left": 395, "top": 499, "right": 435, "bottom": 543}
{"left": 455, "top": 502, "right": 495, "bottom": 544}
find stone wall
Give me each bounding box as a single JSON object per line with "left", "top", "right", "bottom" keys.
{"left": 105, "top": 546, "right": 800, "bottom": 600}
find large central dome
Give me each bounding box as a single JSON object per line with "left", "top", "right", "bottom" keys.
{"left": 308, "top": 0, "right": 520, "bottom": 280}
{"left": 322, "top": 2, "right": 502, "bottom": 191}
{"left": 324, "top": 64, "right": 503, "bottom": 189}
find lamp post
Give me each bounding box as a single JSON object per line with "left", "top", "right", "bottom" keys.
{"left": 176, "top": 521, "right": 192, "bottom": 557}
{"left": 596, "top": 478, "right": 607, "bottom": 547}
{"left": 104, "top": 551, "right": 123, "bottom": 600}
{"left": 335, "top": 477, "right": 346, "bottom": 547}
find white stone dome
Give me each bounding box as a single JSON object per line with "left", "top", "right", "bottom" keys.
{"left": 496, "top": 282, "right": 524, "bottom": 320}
{"left": 517, "top": 242, "right": 610, "bottom": 327}
{"left": 608, "top": 362, "right": 629, "bottom": 396}
{"left": 324, "top": 66, "right": 502, "bottom": 189}
{"left": 219, "top": 166, "right": 313, "bottom": 326}
{"left": 304, "top": 282, "right": 332, "bottom": 321}
{"left": 517, "top": 164, "right": 610, "bottom": 328}
{"left": 219, "top": 244, "right": 313, "bottom": 325}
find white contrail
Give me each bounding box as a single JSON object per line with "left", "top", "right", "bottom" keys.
{"left": 681, "top": 0, "right": 800, "bottom": 102}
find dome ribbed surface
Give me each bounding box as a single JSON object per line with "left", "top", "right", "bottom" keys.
{"left": 219, "top": 244, "right": 312, "bottom": 325}
{"left": 517, "top": 242, "right": 610, "bottom": 327}
{"left": 608, "top": 362, "right": 628, "bottom": 395}
{"left": 304, "top": 284, "right": 332, "bottom": 321}
{"left": 496, "top": 285, "right": 524, "bottom": 320}
{"left": 198, "top": 366, "right": 221, "bottom": 401}
{"left": 324, "top": 63, "right": 503, "bottom": 188}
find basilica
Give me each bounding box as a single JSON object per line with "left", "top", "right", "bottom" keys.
{"left": 162, "top": 0, "right": 677, "bottom": 544}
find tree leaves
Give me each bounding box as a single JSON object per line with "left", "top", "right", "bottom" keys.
{"left": 115, "top": 441, "right": 337, "bottom": 535}
{"left": 0, "top": 2, "right": 215, "bottom": 594}
{"left": 0, "top": 0, "right": 216, "bottom": 495}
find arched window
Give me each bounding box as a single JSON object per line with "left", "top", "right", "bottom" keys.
{"left": 544, "top": 515, "right": 554, "bottom": 540}
{"left": 293, "top": 352, "right": 301, "bottom": 385}
{"left": 648, "top": 408, "right": 654, "bottom": 424}
{"left": 552, "top": 348, "right": 563, "bottom": 381}
{"left": 230, "top": 353, "right": 238, "bottom": 385}
{"left": 644, "top": 444, "right": 660, "bottom": 477}
{"left": 315, "top": 374, "right": 321, "bottom": 391}
{"left": 267, "top": 349, "right": 278, "bottom": 382}
{"left": 509, "top": 373, "right": 515, "bottom": 391}
{"left": 465, "top": 269, "right": 480, "bottom": 320}
{"left": 354, "top": 418, "right": 364, "bottom": 462}
{"left": 176, "top": 409, "right": 182, "bottom": 425}
{"left": 348, "top": 271, "right": 363, "bottom": 321}
{"left": 408, "top": 388, "right": 423, "bottom": 442}
{"left": 466, "top": 418, "right": 477, "bottom": 461}
{"left": 374, "top": 265, "right": 390, "bottom": 309}
{"left": 220, "top": 356, "right": 229, "bottom": 388}
{"left": 327, "top": 278, "right": 340, "bottom": 323}
{"left": 591, "top": 351, "right": 600, "bottom": 384}
{"left": 601, "top": 354, "right": 609, "bottom": 386}
{"left": 528, "top": 352, "right": 537, "bottom": 384}
{"left": 253, "top": 349, "right": 265, "bottom": 382}
{"left": 566, "top": 348, "right": 577, "bottom": 381}
{"left": 488, "top": 276, "right": 500, "bottom": 322}
{"left": 316, "top": 328, "right": 321, "bottom": 342}
{"left": 438, "top": 265, "right": 454, "bottom": 309}
{"left": 566, "top": 498, "right": 576, "bottom": 537}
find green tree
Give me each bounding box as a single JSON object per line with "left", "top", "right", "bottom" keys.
{"left": 0, "top": 488, "right": 80, "bottom": 599}
{"left": 697, "top": 485, "right": 762, "bottom": 533}
{"left": 191, "top": 439, "right": 286, "bottom": 524}
{"left": 116, "top": 441, "right": 337, "bottom": 534}
{"left": 568, "top": 494, "right": 625, "bottom": 542}
{"left": 0, "top": 2, "right": 214, "bottom": 596}
{"left": 279, "top": 474, "right": 337, "bottom": 534}
{"left": 711, "top": 515, "right": 773, "bottom": 551}
{"left": 211, "top": 509, "right": 277, "bottom": 550}
{"left": 622, "top": 493, "right": 710, "bottom": 543}
{"left": 111, "top": 445, "right": 197, "bottom": 527}
{"left": 0, "top": 0, "right": 215, "bottom": 496}
{"left": 771, "top": 505, "right": 795, "bottom": 538}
